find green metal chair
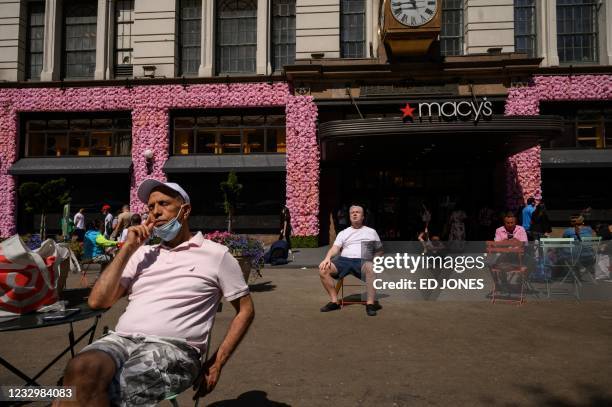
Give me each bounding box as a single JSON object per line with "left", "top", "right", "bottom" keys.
{"left": 539, "top": 238, "right": 581, "bottom": 299}
{"left": 576, "top": 236, "right": 602, "bottom": 284}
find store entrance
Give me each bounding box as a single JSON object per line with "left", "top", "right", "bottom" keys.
{"left": 320, "top": 134, "right": 508, "bottom": 243}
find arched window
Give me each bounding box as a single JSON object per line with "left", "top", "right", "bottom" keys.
{"left": 63, "top": 1, "right": 97, "bottom": 79}
{"left": 216, "top": 0, "right": 257, "bottom": 74}
{"left": 271, "top": 0, "right": 295, "bottom": 70}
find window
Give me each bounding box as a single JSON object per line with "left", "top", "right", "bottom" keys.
{"left": 541, "top": 103, "right": 612, "bottom": 149}
{"left": 557, "top": 0, "right": 598, "bottom": 63}
{"left": 26, "top": 2, "right": 45, "bottom": 80}
{"left": 514, "top": 0, "right": 536, "bottom": 57}
{"left": 340, "top": 0, "right": 365, "bottom": 58}
{"left": 440, "top": 0, "right": 463, "bottom": 56}
{"left": 172, "top": 110, "right": 286, "bottom": 155}
{"left": 115, "top": 0, "right": 134, "bottom": 77}
{"left": 271, "top": 0, "right": 295, "bottom": 70}
{"left": 23, "top": 114, "right": 132, "bottom": 157}
{"left": 63, "top": 1, "right": 97, "bottom": 79}
{"left": 216, "top": 0, "right": 257, "bottom": 74}
{"left": 179, "top": 0, "right": 202, "bottom": 75}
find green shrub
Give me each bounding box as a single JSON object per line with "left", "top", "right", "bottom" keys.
{"left": 292, "top": 235, "right": 319, "bottom": 248}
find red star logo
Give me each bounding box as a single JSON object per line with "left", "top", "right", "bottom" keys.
{"left": 400, "top": 103, "right": 416, "bottom": 120}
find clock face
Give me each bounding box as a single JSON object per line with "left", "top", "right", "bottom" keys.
{"left": 390, "top": 0, "right": 438, "bottom": 27}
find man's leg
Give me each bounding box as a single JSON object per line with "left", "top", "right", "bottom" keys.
{"left": 319, "top": 262, "right": 340, "bottom": 304}
{"left": 362, "top": 262, "right": 376, "bottom": 305}
{"left": 56, "top": 350, "right": 116, "bottom": 407}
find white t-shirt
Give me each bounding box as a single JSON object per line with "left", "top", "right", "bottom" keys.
{"left": 73, "top": 212, "right": 85, "bottom": 229}
{"left": 333, "top": 226, "right": 382, "bottom": 259}
{"left": 119, "top": 228, "right": 129, "bottom": 243}
{"left": 104, "top": 213, "right": 114, "bottom": 237}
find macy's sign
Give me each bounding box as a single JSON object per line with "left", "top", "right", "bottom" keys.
{"left": 401, "top": 98, "right": 493, "bottom": 123}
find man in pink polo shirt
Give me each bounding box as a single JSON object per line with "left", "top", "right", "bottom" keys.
{"left": 57, "top": 180, "right": 254, "bottom": 407}
{"left": 494, "top": 212, "right": 528, "bottom": 243}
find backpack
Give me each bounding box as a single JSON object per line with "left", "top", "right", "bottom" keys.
{"left": 264, "top": 240, "right": 289, "bottom": 266}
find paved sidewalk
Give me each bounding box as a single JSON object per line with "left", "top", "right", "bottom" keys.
{"left": 1, "top": 268, "right": 612, "bottom": 406}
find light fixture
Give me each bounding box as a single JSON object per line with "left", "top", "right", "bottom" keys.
{"left": 143, "top": 149, "right": 154, "bottom": 174}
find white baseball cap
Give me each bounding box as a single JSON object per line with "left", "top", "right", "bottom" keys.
{"left": 137, "top": 179, "right": 191, "bottom": 204}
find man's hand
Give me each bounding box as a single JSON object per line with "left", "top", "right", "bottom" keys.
{"left": 319, "top": 258, "right": 332, "bottom": 272}
{"left": 193, "top": 356, "right": 222, "bottom": 399}
{"left": 124, "top": 216, "right": 154, "bottom": 249}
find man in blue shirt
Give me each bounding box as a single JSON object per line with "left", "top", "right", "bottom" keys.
{"left": 522, "top": 197, "right": 536, "bottom": 233}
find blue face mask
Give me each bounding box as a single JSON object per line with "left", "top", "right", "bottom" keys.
{"left": 153, "top": 207, "right": 184, "bottom": 242}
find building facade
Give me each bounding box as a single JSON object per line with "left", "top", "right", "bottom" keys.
{"left": 0, "top": 0, "right": 611, "bottom": 242}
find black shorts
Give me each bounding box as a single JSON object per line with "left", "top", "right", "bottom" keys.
{"left": 331, "top": 256, "right": 364, "bottom": 280}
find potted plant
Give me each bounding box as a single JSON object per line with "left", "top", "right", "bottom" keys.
{"left": 204, "top": 231, "right": 264, "bottom": 283}
{"left": 18, "top": 178, "right": 70, "bottom": 240}
{"left": 220, "top": 171, "right": 242, "bottom": 233}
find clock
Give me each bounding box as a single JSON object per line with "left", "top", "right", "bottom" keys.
{"left": 380, "top": 0, "right": 441, "bottom": 56}
{"left": 390, "top": 0, "right": 438, "bottom": 27}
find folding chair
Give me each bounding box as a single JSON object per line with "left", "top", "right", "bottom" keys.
{"left": 335, "top": 274, "right": 367, "bottom": 308}
{"left": 486, "top": 241, "right": 528, "bottom": 305}
{"left": 79, "top": 258, "right": 97, "bottom": 287}
{"left": 539, "top": 238, "right": 580, "bottom": 300}
{"left": 163, "top": 302, "right": 221, "bottom": 406}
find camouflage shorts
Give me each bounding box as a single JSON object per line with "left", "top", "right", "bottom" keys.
{"left": 81, "top": 331, "right": 201, "bottom": 407}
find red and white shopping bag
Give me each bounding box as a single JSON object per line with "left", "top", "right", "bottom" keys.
{"left": 0, "top": 235, "right": 70, "bottom": 316}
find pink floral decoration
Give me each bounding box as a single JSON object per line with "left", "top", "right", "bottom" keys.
{"left": 0, "top": 83, "right": 319, "bottom": 238}
{"left": 504, "top": 74, "right": 612, "bottom": 209}
{"left": 285, "top": 96, "right": 320, "bottom": 237}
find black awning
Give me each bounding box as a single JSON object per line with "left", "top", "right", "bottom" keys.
{"left": 163, "top": 154, "right": 286, "bottom": 173}
{"left": 319, "top": 115, "right": 565, "bottom": 140}
{"left": 541, "top": 149, "right": 612, "bottom": 168}
{"left": 8, "top": 157, "right": 133, "bottom": 175}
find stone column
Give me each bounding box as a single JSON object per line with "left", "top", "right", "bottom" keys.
{"left": 601, "top": 0, "right": 612, "bottom": 65}
{"left": 94, "top": 0, "right": 110, "bottom": 79}
{"left": 537, "top": 0, "right": 559, "bottom": 67}
{"left": 40, "top": 0, "right": 62, "bottom": 81}
{"left": 199, "top": 0, "right": 215, "bottom": 76}
{"left": 105, "top": 0, "right": 115, "bottom": 79}
{"left": 256, "top": 0, "right": 270, "bottom": 74}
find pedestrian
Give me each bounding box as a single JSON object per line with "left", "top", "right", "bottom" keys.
{"left": 279, "top": 205, "right": 292, "bottom": 250}
{"left": 82, "top": 219, "right": 118, "bottom": 273}
{"left": 447, "top": 204, "right": 467, "bottom": 251}
{"left": 57, "top": 179, "right": 254, "bottom": 406}
{"left": 101, "top": 204, "right": 113, "bottom": 239}
{"left": 337, "top": 205, "right": 348, "bottom": 232}
{"left": 522, "top": 197, "right": 537, "bottom": 239}
{"left": 111, "top": 205, "right": 133, "bottom": 240}
{"left": 477, "top": 204, "right": 496, "bottom": 241}
{"left": 73, "top": 208, "right": 86, "bottom": 241}
{"left": 531, "top": 202, "right": 552, "bottom": 241}
{"left": 119, "top": 213, "right": 142, "bottom": 243}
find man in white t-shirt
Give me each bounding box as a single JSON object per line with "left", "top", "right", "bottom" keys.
{"left": 73, "top": 208, "right": 85, "bottom": 241}
{"left": 57, "top": 180, "right": 254, "bottom": 406}
{"left": 101, "top": 204, "right": 114, "bottom": 239}
{"left": 319, "top": 205, "right": 383, "bottom": 316}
